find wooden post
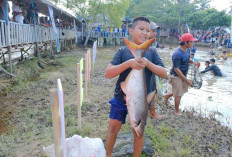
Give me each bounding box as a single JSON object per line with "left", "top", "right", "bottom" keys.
{"left": 50, "top": 89, "right": 62, "bottom": 157}
{"left": 77, "top": 63, "right": 81, "bottom": 128}
{"left": 85, "top": 54, "right": 88, "bottom": 97}
{"left": 6, "top": 17, "right": 12, "bottom": 74}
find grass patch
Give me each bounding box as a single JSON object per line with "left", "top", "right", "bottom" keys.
{"left": 146, "top": 121, "right": 197, "bottom": 157}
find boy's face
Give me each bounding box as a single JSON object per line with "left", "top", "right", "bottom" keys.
{"left": 150, "top": 29, "right": 157, "bottom": 39}
{"left": 130, "top": 21, "right": 150, "bottom": 45}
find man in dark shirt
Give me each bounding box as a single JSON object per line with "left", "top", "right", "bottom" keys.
{"left": 164, "top": 33, "right": 197, "bottom": 115}
{"left": 201, "top": 58, "right": 222, "bottom": 76}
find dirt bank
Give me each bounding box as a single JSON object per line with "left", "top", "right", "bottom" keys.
{"left": 0, "top": 46, "right": 231, "bottom": 157}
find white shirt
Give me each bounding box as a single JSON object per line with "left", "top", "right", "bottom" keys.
{"left": 13, "top": 3, "right": 24, "bottom": 24}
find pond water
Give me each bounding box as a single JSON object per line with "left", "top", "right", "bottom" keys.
{"left": 157, "top": 46, "right": 232, "bottom": 128}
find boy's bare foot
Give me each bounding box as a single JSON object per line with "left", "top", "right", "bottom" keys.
{"left": 150, "top": 111, "right": 163, "bottom": 120}
{"left": 175, "top": 111, "right": 182, "bottom": 116}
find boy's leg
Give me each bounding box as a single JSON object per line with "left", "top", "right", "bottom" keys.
{"left": 174, "top": 96, "right": 182, "bottom": 115}
{"left": 164, "top": 93, "right": 173, "bottom": 105}
{"left": 132, "top": 128, "right": 144, "bottom": 157}
{"left": 150, "top": 99, "right": 163, "bottom": 119}
{"left": 106, "top": 119, "right": 122, "bottom": 157}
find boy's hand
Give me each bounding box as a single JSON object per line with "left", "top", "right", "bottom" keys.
{"left": 141, "top": 57, "right": 149, "bottom": 67}
{"left": 129, "top": 58, "right": 145, "bottom": 70}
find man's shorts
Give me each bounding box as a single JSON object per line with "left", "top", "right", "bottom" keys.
{"left": 170, "top": 75, "right": 188, "bottom": 97}
{"left": 109, "top": 97, "right": 128, "bottom": 124}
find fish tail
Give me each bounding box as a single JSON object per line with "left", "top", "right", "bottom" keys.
{"left": 124, "top": 38, "right": 155, "bottom": 58}
{"left": 133, "top": 121, "right": 145, "bottom": 137}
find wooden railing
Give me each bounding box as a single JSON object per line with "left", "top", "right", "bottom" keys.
{"left": 0, "top": 20, "right": 76, "bottom": 49}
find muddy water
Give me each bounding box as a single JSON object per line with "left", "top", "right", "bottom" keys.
{"left": 108, "top": 46, "right": 232, "bottom": 128}
{"left": 158, "top": 47, "right": 232, "bottom": 128}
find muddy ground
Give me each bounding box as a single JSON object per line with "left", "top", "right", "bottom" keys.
{"left": 0, "top": 46, "right": 232, "bottom": 157}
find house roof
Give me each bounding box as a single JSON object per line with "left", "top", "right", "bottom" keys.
{"left": 155, "top": 23, "right": 171, "bottom": 28}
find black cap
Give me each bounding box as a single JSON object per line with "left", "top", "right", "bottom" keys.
{"left": 210, "top": 58, "right": 215, "bottom": 63}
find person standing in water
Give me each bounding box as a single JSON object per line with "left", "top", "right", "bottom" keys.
{"left": 164, "top": 33, "right": 197, "bottom": 115}
{"left": 201, "top": 58, "right": 223, "bottom": 76}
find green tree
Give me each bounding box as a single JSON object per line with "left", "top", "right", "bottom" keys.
{"left": 126, "top": 0, "right": 197, "bottom": 31}
{"left": 189, "top": 8, "right": 230, "bottom": 29}
{"left": 194, "top": 0, "right": 212, "bottom": 11}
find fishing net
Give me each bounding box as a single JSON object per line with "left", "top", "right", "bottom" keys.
{"left": 189, "top": 64, "right": 203, "bottom": 89}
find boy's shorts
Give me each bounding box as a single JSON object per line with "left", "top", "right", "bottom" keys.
{"left": 109, "top": 97, "right": 128, "bottom": 124}
{"left": 170, "top": 75, "right": 188, "bottom": 97}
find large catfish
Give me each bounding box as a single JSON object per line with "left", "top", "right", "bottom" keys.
{"left": 121, "top": 38, "right": 156, "bottom": 137}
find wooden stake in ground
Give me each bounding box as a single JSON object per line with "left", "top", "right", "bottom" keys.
{"left": 92, "top": 41, "right": 97, "bottom": 72}
{"left": 85, "top": 54, "right": 88, "bottom": 96}
{"left": 50, "top": 89, "right": 62, "bottom": 157}
{"left": 77, "top": 59, "right": 84, "bottom": 129}
{"left": 77, "top": 63, "right": 81, "bottom": 129}
{"left": 57, "top": 79, "right": 67, "bottom": 157}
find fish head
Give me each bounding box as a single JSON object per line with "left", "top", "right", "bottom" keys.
{"left": 124, "top": 38, "right": 155, "bottom": 58}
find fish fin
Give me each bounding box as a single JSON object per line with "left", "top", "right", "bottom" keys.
{"left": 121, "top": 81, "right": 127, "bottom": 95}
{"left": 120, "top": 70, "right": 133, "bottom": 95}
{"left": 147, "top": 90, "right": 156, "bottom": 104}
{"left": 124, "top": 38, "right": 155, "bottom": 58}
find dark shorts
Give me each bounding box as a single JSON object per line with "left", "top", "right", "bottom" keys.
{"left": 109, "top": 97, "right": 128, "bottom": 124}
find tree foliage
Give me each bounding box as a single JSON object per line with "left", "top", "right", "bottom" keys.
{"left": 126, "top": 0, "right": 230, "bottom": 30}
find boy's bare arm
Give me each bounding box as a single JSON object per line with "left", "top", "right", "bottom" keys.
{"left": 105, "top": 58, "right": 145, "bottom": 79}
{"left": 142, "top": 58, "right": 167, "bottom": 78}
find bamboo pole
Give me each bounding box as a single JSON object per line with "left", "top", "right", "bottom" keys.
{"left": 77, "top": 63, "right": 81, "bottom": 129}
{"left": 50, "top": 89, "right": 62, "bottom": 157}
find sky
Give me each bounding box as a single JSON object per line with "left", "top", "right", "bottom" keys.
{"left": 210, "top": 0, "right": 232, "bottom": 12}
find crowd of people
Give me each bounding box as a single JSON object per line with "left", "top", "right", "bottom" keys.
{"left": 90, "top": 25, "right": 128, "bottom": 37}
{"left": 171, "top": 27, "right": 231, "bottom": 49}
{"left": 0, "top": 0, "right": 76, "bottom": 30}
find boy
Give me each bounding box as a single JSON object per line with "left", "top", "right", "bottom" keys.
{"left": 221, "top": 51, "right": 228, "bottom": 60}
{"left": 149, "top": 22, "right": 165, "bottom": 120}
{"left": 201, "top": 58, "right": 222, "bottom": 76}
{"left": 204, "top": 61, "right": 210, "bottom": 70}
{"left": 104, "top": 17, "right": 167, "bottom": 157}
{"left": 164, "top": 33, "right": 197, "bottom": 115}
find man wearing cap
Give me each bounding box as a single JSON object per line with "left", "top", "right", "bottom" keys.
{"left": 149, "top": 22, "right": 164, "bottom": 119}
{"left": 150, "top": 22, "right": 160, "bottom": 48}
{"left": 200, "top": 58, "right": 222, "bottom": 76}
{"left": 164, "top": 33, "right": 197, "bottom": 115}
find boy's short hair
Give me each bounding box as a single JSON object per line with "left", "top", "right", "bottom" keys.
{"left": 132, "top": 17, "right": 150, "bottom": 28}
{"left": 180, "top": 41, "right": 190, "bottom": 45}
{"left": 205, "top": 61, "right": 210, "bottom": 65}
{"left": 210, "top": 58, "right": 215, "bottom": 63}
{"left": 223, "top": 51, "right": 227, "bottom": 53}
{"left": 191, "top": 53, "right": 195, "bottom": 56}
